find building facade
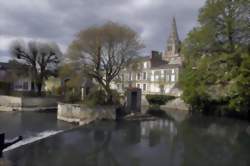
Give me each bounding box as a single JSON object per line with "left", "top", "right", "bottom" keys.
{"left": 111, "top": 18, "right": 183, "bottom": 96}
{"left": 0, "top": 62, "right": 33, "bottom": 92}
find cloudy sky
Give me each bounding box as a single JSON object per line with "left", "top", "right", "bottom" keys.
{"left": 0, "top": 0, "right": 206, "bottom": 62}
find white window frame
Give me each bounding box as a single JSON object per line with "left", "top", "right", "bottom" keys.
{"left": 171, "top": 75, "right": 175, "bottom": 82}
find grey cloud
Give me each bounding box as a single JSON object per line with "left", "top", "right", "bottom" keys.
{"left": 0, "top": 0, "right": 206, "bottom": 61}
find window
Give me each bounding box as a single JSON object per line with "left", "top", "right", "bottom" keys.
{"left": 143, "top": 84, "right": 146, "bottom": 91}
{"left": 23, "top": 82, "right": 28, "bottom": 90}
{"left": 137, "top": 84, "right": 140, "bottom": 88}
{"left": 171, "top": 75, "right": 175, "bottom": 82}
{"left": 143, "top": 72, "right": 147, "bottom": 80}
{"left": 160, "top": 85, "right": 164, "bottom": 94}
{"left": 166, "top": 75, "right": 170, "bottom": 82}
{"left": 172, "top": 69, "right": 175, "bottom": 74}
{"left": 151, "top": 75, "right": 154, "bottom": 81}
{"left": 155, "top": 75, "right": 159, "bottom": 81}
{"left": 129, "top": 73, "right": 133, "bottom": 81}
{"left": 143, "top": 62, "right": 147, "bottom": 69}
{"left": 137, "top": 73, "right": 141, "bottom": 80}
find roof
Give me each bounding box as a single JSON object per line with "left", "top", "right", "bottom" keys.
{"left": 151, "top": 63, "right": 181, "bottom": 69}
{"left": 0, "top": 62, "right": 9, "bottom": 70}
{"left": 135, "top": 56, "right": 151, "bottom": 62}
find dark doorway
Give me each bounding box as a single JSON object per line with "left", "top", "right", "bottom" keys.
{"left": 131, "top": 92, "right": 137, "bottom": 112}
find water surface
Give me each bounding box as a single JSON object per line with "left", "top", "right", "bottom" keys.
{"left": 2, "top": 114, "right": 250, "bottom": 166}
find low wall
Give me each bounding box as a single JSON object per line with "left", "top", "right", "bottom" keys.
{"left": 22, "top": 97, "right": 58, "bottom": 108}
{"left": 57, "top": 103, "right": 116, "bottom": 125}
{"left": 0, "top": 95, "right": 58, "bottom": 111}
{"left": 0, "top": 95, "right": 22, "bottom": 111}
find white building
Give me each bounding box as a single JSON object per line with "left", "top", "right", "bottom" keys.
{"left": 112, "top": 18, "right": 183, "bottom": 96}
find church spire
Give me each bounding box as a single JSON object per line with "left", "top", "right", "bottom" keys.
{"left": 165, "top": 17, "right": 181, "bottom": 56}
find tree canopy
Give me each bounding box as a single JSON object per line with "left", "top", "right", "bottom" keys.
{"left": 180, "top": 0, "right": 250, "bottom": 118}
{"left": 67, "top": 22, "right": 143, "bottom": 103}
{"left": 10, "top": 40, "right": 62, "bottom": 95}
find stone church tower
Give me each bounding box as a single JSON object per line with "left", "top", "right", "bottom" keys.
{"left": 163, "top": 17, "right": 182, "bottom": 64}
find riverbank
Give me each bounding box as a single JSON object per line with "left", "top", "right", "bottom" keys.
{"left": 0, "top": 95, "right": 58, "bottom": 111}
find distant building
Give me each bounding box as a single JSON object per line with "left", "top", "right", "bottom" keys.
{"left": 111, "top": 17, "right": 183, "bottom": 96}
{"left": 0, "top": 62, "right": 33, "bottom": 92}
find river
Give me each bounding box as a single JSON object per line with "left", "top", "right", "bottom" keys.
{"left": 0, "top": 111, "right": 250, "bottom": 166}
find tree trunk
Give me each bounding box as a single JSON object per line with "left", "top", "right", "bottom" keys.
{"left": 104, "top": 84, "right": 113, "bottom": 104}
{"left": 36, "top": 82, "right": 42, "bottom": 96}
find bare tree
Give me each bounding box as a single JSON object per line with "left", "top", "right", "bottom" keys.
{"left": 68, "top": 22, "right": 143, "bottom": 103}
{"left": 10, "top": 40, "right": 62, "bottom": 96}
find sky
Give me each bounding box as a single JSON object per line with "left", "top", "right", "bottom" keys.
{"left": 0, "top": 0, "right": 207, "bottom": 62}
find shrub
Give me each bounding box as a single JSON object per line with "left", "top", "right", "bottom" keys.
{"left": 85, "top": 89, "right": 106, "bottom": 106}
{"left": 146, "top": 94, "right": 176, "bottom": 106}
{"left": 63, "top": 88, "right": 81, "bottom": 103}
{"left": 110, "top": 89, "right": 122, "bottom": 105}
{"left": 146, "top": 95, "right": 176, "bottom": 118}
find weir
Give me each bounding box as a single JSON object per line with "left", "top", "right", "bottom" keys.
{"left": 0, "top": 133, "right": 22, "bottom": 157}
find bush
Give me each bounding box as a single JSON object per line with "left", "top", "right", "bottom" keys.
{"left": 146, "top": 95, "right": 176, "bottom": 118}
{"left": 110, "top": 89, "right": 122, "bottom": 105}
{"left": 146, "top": 94, "right": 176, "bottom": 106}
{"left": 63, "top": 88, "right": 81, "bottom": 103}
{"left": 85, "top": 89, "right": 106, "bottom": 106}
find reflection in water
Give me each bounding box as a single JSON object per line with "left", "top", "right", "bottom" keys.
{"left": 1, "top": 113, "right": 250, "bottom": 166}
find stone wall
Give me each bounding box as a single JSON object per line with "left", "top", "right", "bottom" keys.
{"left": 57, "top": 103, "right": 116, "bottom": 125}
{"left": 0, "top": 95, "right": 58, "bottom": 111}
{"left": 0, "top": 95, "right": 22, "bottom": 111}
{"left": 22, "top": 97, "right": 58, "bottom": 109}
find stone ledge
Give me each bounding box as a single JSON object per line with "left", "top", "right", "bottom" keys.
{"left": 0, "top": 95, "right": 58, "bottom": 111}
{"left": 57, "top": 103, "right": 116, "bottom": 125}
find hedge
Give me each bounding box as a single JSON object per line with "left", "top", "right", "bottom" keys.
{"left": 146, "top": 94, "right": 176, "bottom": 106}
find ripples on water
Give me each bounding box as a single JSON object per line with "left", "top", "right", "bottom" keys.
{"left": 1, "top": 112, "right": 250, "bottom": 166}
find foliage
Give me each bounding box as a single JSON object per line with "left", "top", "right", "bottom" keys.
{"left": 63, "top": 89, "right": 81, "bottom": 103}
{"left": 84, "top": 89, "right": 121, "bottom": 107}
{"left": 44, "top": 76, "right": 61, "bottom": 95}
{"left": 67, "top": 22, "right": 143, "bottom": 104}
{"left": 180, "top": 0, "right": 249, "bottom": 118}
{"left": 229, "top": 53, "right": 250, "bottom": 116}
{"left": 146, "top": 94, "right": 176, "bottom": 106}
{"left": 10, "top": 40, "right": 62, "bottom": 96}
{"left": 84, "top": 89, "right": 107, "bottom": 107}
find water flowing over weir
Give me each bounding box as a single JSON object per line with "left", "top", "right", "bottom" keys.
{"left": 0, "top": 111, "right": 75, "bottom": 153}
{"left": 3, "top": 130, "right": 63, "bottom": 152}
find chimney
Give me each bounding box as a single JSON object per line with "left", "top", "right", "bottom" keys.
{"left": 151, "top": 50, "right": 162, "bottom": 60}
{"left": 151, "top": 50, "right": 163, "bottom": 67}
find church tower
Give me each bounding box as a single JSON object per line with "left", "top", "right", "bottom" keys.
{"left": 163, "top": 17, "right": 181, "bottom": 63}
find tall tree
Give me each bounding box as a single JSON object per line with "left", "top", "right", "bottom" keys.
{"left": 10, "top": 40, "right": 62, "bottom": 95}
{"left": 68, "top": 22, "right": 143, "bottom": 103}
{"left": 180, "top": 0, "right": 249, "bottom": 114}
